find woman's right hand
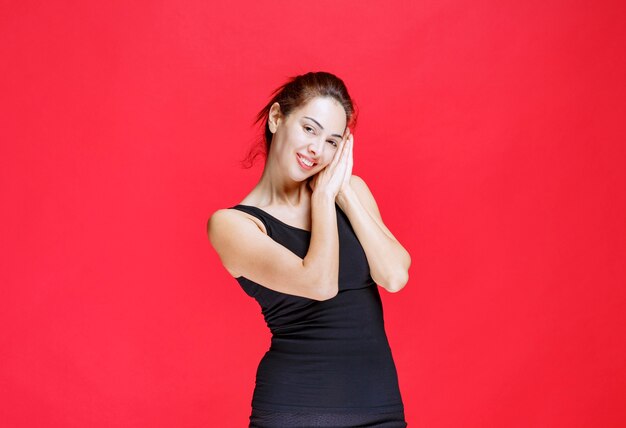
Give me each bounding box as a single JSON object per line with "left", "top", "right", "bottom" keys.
{"left": 308, "top": 128, "right": 353, "bottom": 199}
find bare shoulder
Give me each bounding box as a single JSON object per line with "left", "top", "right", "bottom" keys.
{"left": 206, "top": 208, "right": 239, "bottom": 248}
{"left": 349, "top": 174, "right": 369, "bottom": 193}
{"left": 349, "top": 174, "right": 380, "bottom": 218}
{"left": 207, "top": 207, "right": 266, "bottom": 239}
{"left": 206, "top": 207, "right": 267, "bottom": 278}
{"left": 207, "top": 208, "right": 239, "bottom": 233}
{"left": 348, "top": 174, "right": 399, "bottom": 243}
{"left": 207, "top": 208, "right": 238, "bottom": 240}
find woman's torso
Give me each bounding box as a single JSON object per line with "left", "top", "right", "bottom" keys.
{"left": 227, "top": 202, "right": 405, "bottom": 415}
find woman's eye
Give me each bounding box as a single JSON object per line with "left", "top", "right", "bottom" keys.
{"left": 328, "top": 140, "right": 338, "bottom": 147}
{"left": 304, "top": 126, "right": 314, "bottom": 133}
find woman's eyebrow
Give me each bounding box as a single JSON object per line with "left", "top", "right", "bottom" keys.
{"left": 303, "top": 116, "right": 343, "bottom": 139}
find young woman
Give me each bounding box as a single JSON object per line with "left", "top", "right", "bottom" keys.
{"left": 207, "top": 71, "right": 411, "bottom": 427}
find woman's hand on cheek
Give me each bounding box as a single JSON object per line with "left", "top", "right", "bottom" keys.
{"left": 308, "top": 127, "right": 352, "bottom": 200}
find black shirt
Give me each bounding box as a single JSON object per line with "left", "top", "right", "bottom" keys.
{"left": 229, "top": 203, "right": 404, "bottom": 414}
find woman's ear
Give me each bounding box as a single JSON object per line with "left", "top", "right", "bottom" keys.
{"left": 268, "top": 102, "right": 281, "bottom": 134}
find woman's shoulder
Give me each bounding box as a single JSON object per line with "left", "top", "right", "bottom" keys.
{"left": 349, "top": 174, "right": 368, "bottom": 191}
{"left": 206, "top": 206, "right": 268, "bottom": 279}
{"left": 206, "top": 205, "right": 268, "bottom": 240}
{"left": 347, "top": 175, "right": 380, "bottom": 213}
{"left": 348, "top": 175, "right": 377, "bottom": 207}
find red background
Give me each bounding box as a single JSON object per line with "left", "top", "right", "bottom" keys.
{"left": 2, "top": 1, "right": 625, "bottom": 427}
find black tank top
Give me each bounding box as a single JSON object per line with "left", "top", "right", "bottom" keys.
{"left": 229, "top": 203, "right": 405, "bottom": 414}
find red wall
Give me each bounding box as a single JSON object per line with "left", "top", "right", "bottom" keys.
{"left": 2, "top": 1, "right": 625, "bottom": 427}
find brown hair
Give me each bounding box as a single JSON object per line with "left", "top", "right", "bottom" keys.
{"left": 240, "top": 71, "right": 358, "bottom": 169}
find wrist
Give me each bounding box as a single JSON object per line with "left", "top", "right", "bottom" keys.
{"left": 312, "top": 189, "right": 336, "bottom": 205}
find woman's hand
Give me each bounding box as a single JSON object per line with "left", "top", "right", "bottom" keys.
{"left": 307, "top": 127, "right": 353, "bottom": 199}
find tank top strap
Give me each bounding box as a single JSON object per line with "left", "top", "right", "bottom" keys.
{"left": 228, "top": 205, "right": 272, "bottom": 235}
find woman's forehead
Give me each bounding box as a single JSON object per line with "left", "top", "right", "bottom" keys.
{"left": 294, "top": 97, "right": 346, "bottom": 132}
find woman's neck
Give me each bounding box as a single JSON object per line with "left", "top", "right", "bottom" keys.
{"left": 248, "top": 160, "right": 312, "bottom": 208}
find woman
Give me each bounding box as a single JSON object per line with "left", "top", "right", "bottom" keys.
{"left": 207, "top": 71, "right": 411, "bottom": 427}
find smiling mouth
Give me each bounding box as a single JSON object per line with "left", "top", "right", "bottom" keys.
{"left": 297, "top": 153, "right": 317, "bottom": 169}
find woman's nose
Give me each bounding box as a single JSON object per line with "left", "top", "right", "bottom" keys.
{"left": 308, "top": 138, "right": 324, "bottom": 157}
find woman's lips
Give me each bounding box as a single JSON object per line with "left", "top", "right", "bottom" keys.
{"left": 296, "top": 153, "right": 316, "bottom": 170}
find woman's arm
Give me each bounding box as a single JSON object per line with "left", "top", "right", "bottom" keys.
{"left": 336, "top": 175, "right": 411, "bottom": 293}
{"left": 207, "top": 191, "right": 339, "bottom": 301}
{"left": 208, "top": 135, "right": 352, "bottom": 301}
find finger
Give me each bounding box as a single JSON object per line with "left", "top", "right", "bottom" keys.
{"left": 329, "top": 136, "right": 349, "bottom": 170}
{"left": 326, "top": 145, "right": 342, "bottom": 173}
{"left": 328, "top": 129, "right": 351, "bottom": 176}
{"left": 332, "top": 139, "right": 351, "bottom": 179}
{"left": 342, "top": 138, "right": 353, "bottom": 181}
{"left": 340, "top": 135, "right": 352, "bottom": 163}
{"left": 347, "top": 135, "right": 353, "bottom": 170}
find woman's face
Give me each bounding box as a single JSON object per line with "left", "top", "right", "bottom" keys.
{"left": 270, "top": 96, "right": 347, "bottom": 181}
